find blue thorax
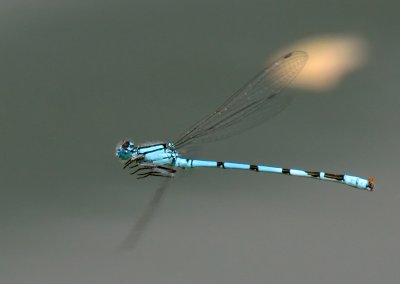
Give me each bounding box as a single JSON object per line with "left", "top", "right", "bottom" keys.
{"left": 116, "top": 140, "right": 178, "bottom": 165}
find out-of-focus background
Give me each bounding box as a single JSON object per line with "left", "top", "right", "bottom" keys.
{"left": 1, "top": 1, "right": 399, "bottom": 283}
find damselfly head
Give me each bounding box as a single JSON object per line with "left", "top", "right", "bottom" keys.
{"left": 115, "top": 140, "right": 137, "bottom": 160}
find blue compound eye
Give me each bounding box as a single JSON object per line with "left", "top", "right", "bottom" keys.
{"left": 116, "top": 140, "right": 136, "bottom": 160}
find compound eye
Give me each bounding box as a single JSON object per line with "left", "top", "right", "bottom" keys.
{"left": 122, "top": 141, "right": 130, "bottom": 149}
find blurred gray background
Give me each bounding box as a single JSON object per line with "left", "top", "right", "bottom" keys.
{"left": 1, "top": 0, "right": 399, "bottom": 283}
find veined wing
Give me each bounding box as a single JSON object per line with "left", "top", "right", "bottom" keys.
{"left": 173, "top": 51, "right": 308, "bottom": 149}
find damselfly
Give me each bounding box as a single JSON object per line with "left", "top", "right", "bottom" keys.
{"left": 116, "top": 51, "right": 374, "bottom": 191}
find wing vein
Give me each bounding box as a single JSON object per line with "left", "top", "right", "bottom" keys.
{"left": 174, "top": 51, "right": 308, "bottom": 149}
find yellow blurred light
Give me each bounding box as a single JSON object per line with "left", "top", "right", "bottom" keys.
{"left": 273, "top": 34, "right": 369, "bottom": 92}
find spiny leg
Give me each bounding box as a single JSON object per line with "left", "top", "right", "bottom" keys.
{"left": 127, "top": 163, "right": 160, "bottom": 175}
{"left": 123, "top": 154, "right": 145, "bottom": 169}
{"left": 131, "top": 164, "right": 177, "bottom": 179}
{"left": 137, "top": 172, "right": 166, "bottom": 179}
{"left": 136, "top": 171, "right": 175, "bottom": 179}
{"left": 130, "top": 168, "right": 147, "bottom": 175}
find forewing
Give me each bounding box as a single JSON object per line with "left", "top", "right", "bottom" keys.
{"left": 173, "top": 51, "right": 308, "bottom": 149}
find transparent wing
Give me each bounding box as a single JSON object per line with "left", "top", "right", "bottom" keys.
{"left": 117, "top": 179, "right": 170, "bottom": 251}
{"left": 173, "top": 51, "right": 308, "bottom": 149}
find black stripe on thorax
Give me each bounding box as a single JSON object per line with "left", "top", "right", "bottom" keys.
{"left": 138, "top": 143, "right": 167, "bottom": 154}
{"left": 139, "top": 143, "right": 166, "bottom": 149}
